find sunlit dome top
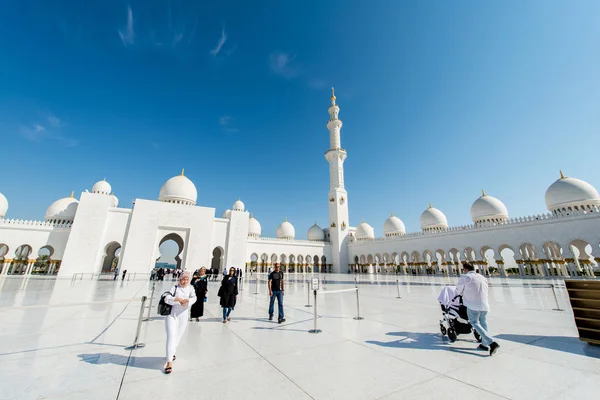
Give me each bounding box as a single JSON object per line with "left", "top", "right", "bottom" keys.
{"left": 420, "top": 204, "right": 448, "bottom": 231}
{"left": 158, "top": 169, "right": 197, "bottom": 206}
{"left": 307, "top": 222, "right": 325, "bottom": 241}
{"left": 110, "top": 193, "right": 119, "bottom": 208}
{"left": 355, "top": 220, "right": 375, "bottom": 240}
{"left": 248, "top": 214, "right": 261, "bottom": 238}
{"left": 383, "top": 213, "right": 406, "bottom": 237}
{"left": 470, "top": 190, "right": 508, "bottom": 224}
{"left": 0, "top": 192, "right": 7, "bottom": 218}
{"left": 45, "top": 192, "right": 79, "bottom": 222}
{"left": 276, "top": 218, "right": 295, "bottom": 240}
{"left": 232, "top": 199, "right": 245, "bottom": 211}
{"left": 222, "top": 209, "right": 232, "bottom": 218}
{"left": 92, "top": 179, "right": 111, "bottom": 195}
{"left": 545, "top": 171, "right": 600, "bottom": 212}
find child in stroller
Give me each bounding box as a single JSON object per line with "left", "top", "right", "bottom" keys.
{"left": 438, "top": 286, "right": 482, "bottom": 343}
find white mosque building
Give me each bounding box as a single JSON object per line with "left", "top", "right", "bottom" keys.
{"left": 1, "top": 90, "right": 599, "bottom": 279}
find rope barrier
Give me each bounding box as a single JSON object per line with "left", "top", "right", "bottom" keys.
{"left": 318, "top": 288, "right": 357, "bottom": 295}
{"left": 3, "top": 297, "right": 143, "bottom": 310}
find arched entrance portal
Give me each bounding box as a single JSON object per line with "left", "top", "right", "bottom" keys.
{"left": 157, "top": 233, "right": 185, "bottom": 270}
{"left": 211, "top": 247, "right": 224, "bottom": 273}
{"left": 101, "top": 242, "right": 122, "bottom": 273}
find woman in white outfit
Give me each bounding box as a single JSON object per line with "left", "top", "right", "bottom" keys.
{"left": 164, "top": 271, "right": 196, "bottom": 374}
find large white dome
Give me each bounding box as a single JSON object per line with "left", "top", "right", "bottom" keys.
{"left": 545, "top": 171, "right": 600, "bottom": 213}
{"left": 420, "top": 204, "right": 448, "bottom": 231}
{"left": 92, "top": 179, "right": 111, "bottom": 195}
{"left": 355, "top": 220, "right": 374, "bottom": 240}
{"left": 158, "top": 170, "right": 197, "bottom": 205}
{"left": 0, "top": 192, "right": 7, "bottom": 218}
{"left": 45, "top": 192, "right": 79, "bottom": 222}
{"left": 276, "top": 219, "right": 295, "bottom": 240}
{"left": 384, "top": 213, "right": 405, "bottom": 237}
{"left": 248, "top": 214, "right": 261, "bottom": 238}
{"left": 307, "top": 223, "right": 325, "bottom": 241}
{"left": 232, "top": 199, "right": 245, "bottom": 211}
{"left": 471, "top": 190, "right": 508, "bottom": 224}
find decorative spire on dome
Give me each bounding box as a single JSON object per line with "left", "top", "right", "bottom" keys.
{"left": 181, "top": 168, "right": 185, "bottom": 176}
{"left": 560, "top": 170, "right": 566, "bottom": 179}
{"left": 70, "top": 191, "right": 74, "bottom": 198}
{"left": 330, "top": 87, "right": 336, "bottom": 104}
{"left": 482, "top": 189, "right": 486, "bottom": 196}
{"left": 103, "top": 177, "right": 106, "bottom": 181}
{"left": 428, "top": 202, "right": 433, "bottom": 208}
{"left": 391, "top": 212, "right": 394, "bottom": 217}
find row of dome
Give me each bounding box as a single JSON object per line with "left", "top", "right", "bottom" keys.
{"left": 354, "top": 171, "right": 600, "bottom": 240}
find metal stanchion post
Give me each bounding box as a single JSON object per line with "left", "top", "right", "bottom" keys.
{"left": 308, "top": 290, "right": 321, "bottom": 333}
{"left": 396, "top": 279, "right": 402, "bottom": 299}
{"left": 240, "top": 276, "right": 244, "bottom": 292}
{"left": 305, "top": 279, "right": 312, "bottom": 307}
{"left": 353, "top": 287, "right": 364, "bottom": 320}
{"left": 143, "top": 282, "right": 156, "bottom": 321}
{"left": 80, "top": 273, "right": 83, "bottom": 281}
{"left": 550, "top": 284, "right": 564, "bottom": 311}
{"left": 254, "top": 276, "right": 259, "bottom": 295}
{"left": 126, "top": 296, "right": 147, "bottom": 350}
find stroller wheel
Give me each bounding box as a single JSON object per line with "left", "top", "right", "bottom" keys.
{"left": 440, "top": 324, "right": 447, "bottom": 336}
{"left": 448, "top": 328, "right": 457, "bottom": 342}
{"left": 473, "top": 329, "right": 482, "bottom": 343}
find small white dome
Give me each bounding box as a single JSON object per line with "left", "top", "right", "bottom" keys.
{"left": 307, "top": 223, "right": 325, "bottom": 241}
{"left": 276, "top": 219, "right": 295, "bottom": 240}
{"left": 355, "top": 220, "right": 374, "bottom": 240}
{"left": 545, "top": 171, "right": 600, "bottom": 212}
{"left": 420, "top": 204, "right": 448, "bottom": 231}
{"left": 45, "top": 193, "right": 79, "bottom": 222}
{"left": 0, "top": 192, "right": 7, "bottom": 218}
{"left": 232, "top": 199, "right": 245, "bottom": 211}
{"left": 384, "top": 214, "right": 406, "bottom": 237}
{"left": 92, "top": 179, "right": 111, "bottom": 195}
{"left": 110, "top": 194, "right": 119, "bottom": 208}
{"left": 222, "top": 209, "right": 232, "bottom": 218}
{"left": 471, "top": 190, "right": 508, "bottom": 224}
{"left": 248, "top": 215, "right": 261, "bottom": 238}
{"left": 158, "top": 170, "right": 197, "bottom": 205}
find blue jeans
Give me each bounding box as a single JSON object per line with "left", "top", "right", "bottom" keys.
{"left": 269, "top": 290, "right": 284, "bottom": 320}
{"left": 222, "top": 307, "right": 232, "bottom": 320}
{"left": 467, "top": 308, "right": 495, "bottom": 347}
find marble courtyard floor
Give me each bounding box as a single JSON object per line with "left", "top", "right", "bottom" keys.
{"left": 1, "top": 273, "right": 599, "bottom": 400}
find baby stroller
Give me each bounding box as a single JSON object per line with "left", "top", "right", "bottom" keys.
{"left": 438, "top": 286, "right": 482, "bottom": 343}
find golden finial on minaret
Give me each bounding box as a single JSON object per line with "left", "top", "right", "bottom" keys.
{"left": 481, "top": 189, "right": 486, "bottom": 196}
{"left": 391, "top": 212, "right": 395, "bottom": 217}
{"left": 181, "top": 168, "right": 185, "bottom": 176}
{"left": 70, "top": 191, "right": 74, "bottom": 198}
{"left": 559, "top": 170, "right": 565, "bottom": 179}
{"left": 429, "top": 202, "right": 433, "bottom": 209}
{"left": 331, "top": 87, "right": 336, "bottom": 101}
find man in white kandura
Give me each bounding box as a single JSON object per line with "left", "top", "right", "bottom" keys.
{"left": 455, "top": 263, "right": 500, "bottom": 356}
{"left": 163, "top": 271, "right": 196, "bottom": 374}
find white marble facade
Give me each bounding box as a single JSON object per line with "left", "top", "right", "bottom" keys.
{"left": 1, "top": 92, "right": 600, "bottom": 278}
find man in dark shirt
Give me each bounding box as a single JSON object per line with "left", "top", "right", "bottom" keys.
{"left": 268, "top": 263, "right": 285, "bottom": 323}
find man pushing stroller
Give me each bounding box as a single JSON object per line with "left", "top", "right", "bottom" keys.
{"left": 455, "top": 263, "right": 500, "bottom": 356}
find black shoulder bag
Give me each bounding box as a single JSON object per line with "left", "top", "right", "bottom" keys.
{"left": 158, "top": 285, "right": 177, "bottom": 316}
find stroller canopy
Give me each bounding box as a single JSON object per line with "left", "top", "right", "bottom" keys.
{"left": 438, "top": 286, "right": 460, "bottom": 307}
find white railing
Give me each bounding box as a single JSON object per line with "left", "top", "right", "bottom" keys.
{"left": 249, "top": 236, "right": 328, "bottom": 245}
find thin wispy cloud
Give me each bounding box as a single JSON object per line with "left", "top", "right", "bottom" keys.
{"left": 210, "top": 27, "right": 227, "bottom": 56}
{"left": 219, "top": 115, "right": 239, "bottom": 132}
{"left": 309, "top": 78, "right": 327, "bottom": 90}
{"left": 118, "top": 6, "right": 135, "bottom": 46}
{"left": 270, "top": 52, "right": 301, "bottom": 79}
{"left": 172, "top": 32, "right": 184, "bottom": 46}
{"left": 20, "top": 114, "right": 78, "bottom": 147}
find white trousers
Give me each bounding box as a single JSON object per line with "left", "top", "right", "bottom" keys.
{"left": 165, "top": 311, "right": 188, "bottom": 362}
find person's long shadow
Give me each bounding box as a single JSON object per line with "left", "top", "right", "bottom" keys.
{"left": 77, "top": 353, "right": 164, "bottom": 370}
{"left": 366, "top": 331, "right": 488, "bottom": 357}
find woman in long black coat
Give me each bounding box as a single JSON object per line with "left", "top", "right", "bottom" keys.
{"left": 218, "top": 267, "right": 238, "bottom": 323}
{"left": 190, "top": 267, "right": 208, "bottom": 321}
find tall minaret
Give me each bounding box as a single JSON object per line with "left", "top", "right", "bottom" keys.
{"left": 325, "top": 88, "right": 350, "bottom": 273}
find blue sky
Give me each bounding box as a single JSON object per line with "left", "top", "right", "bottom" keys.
{"left": 2, "top": 1, "right": 600, "bottom": 263}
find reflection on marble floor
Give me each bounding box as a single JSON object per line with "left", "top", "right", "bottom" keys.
{"left": 0, "top": 274, "right": 599, "bottom": 400}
